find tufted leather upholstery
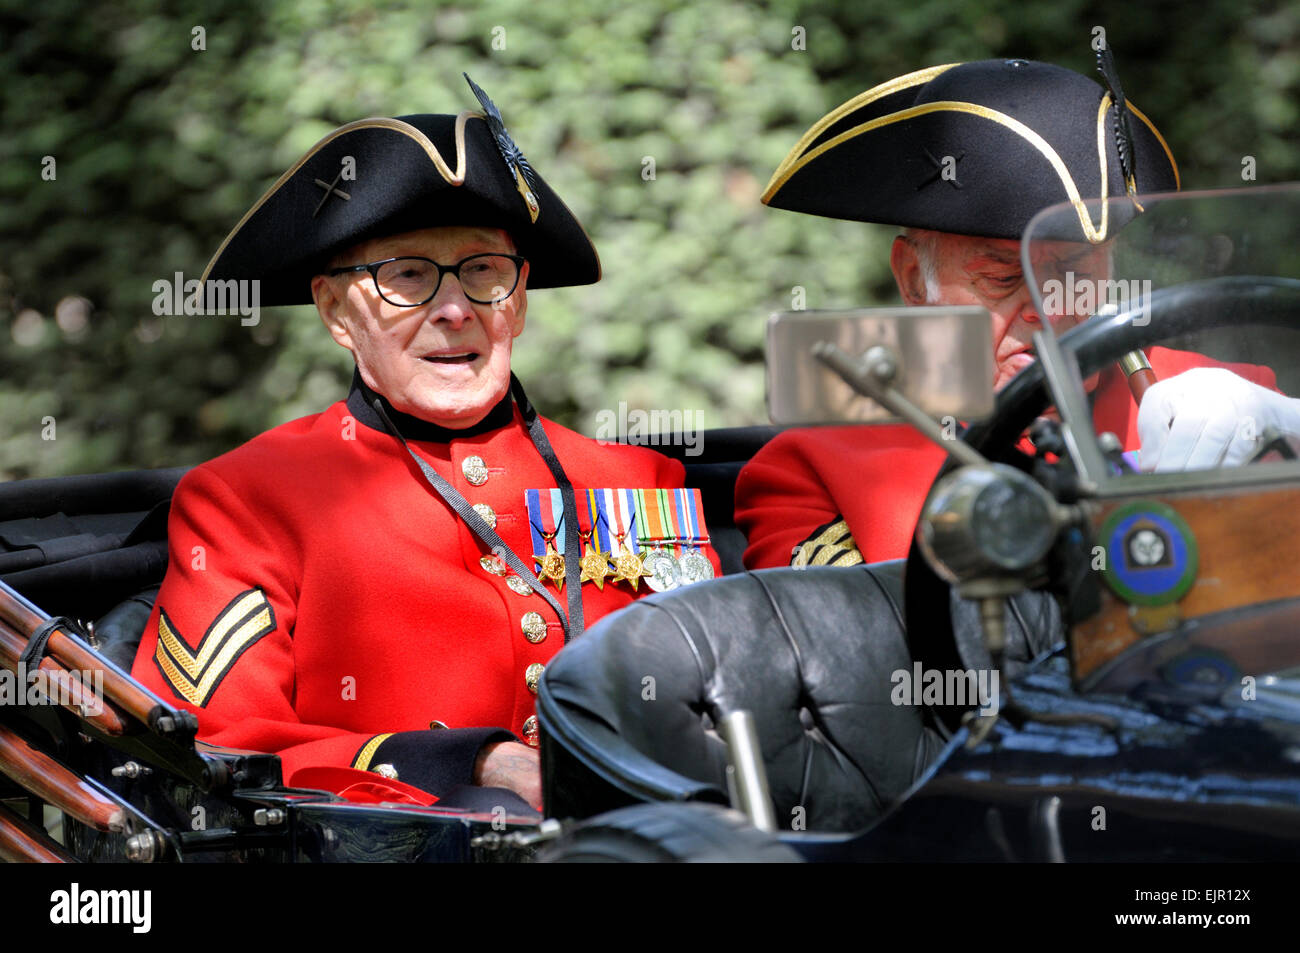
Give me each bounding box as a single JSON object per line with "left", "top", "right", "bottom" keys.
{"left": 540, "top": 561, "right": 1065, "bottom": 832}
{"left": 539, "top": 562, "right": 947, "bottom": 831}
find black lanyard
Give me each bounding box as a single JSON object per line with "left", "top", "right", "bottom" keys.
{"left": 370, "top": 374, "right": 584, "bottom": 642}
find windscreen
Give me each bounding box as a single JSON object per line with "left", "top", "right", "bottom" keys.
{"left": 1022, "top": 185, "right": 1300, "bottom": 489}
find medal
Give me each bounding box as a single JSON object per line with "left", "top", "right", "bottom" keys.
{"left": 678, "top": 549, "right": 714, "bottom": 583}
{"left": 527, "top": 489, "right": 569, "bottom": 592}
{"left": 641, "top": 547, "right": 682, "bottom": 592}
{"left": 635, "top": 488, "right": 683, "bottom": 591}
{"left": 603, "top": 489, "right": 651, "bottom": 591}
{"left": 578, "top": 494, "right": 615, "bottom": 590}
{"left": 637, "top": 488, "right": 690, "bottom": 590}
{"left": 536, "top": 540, "right": 566, "bottom": 591}
{"left": 673, "top": 488, "right": 715, "bottom": 583}
{"left": 578, "top": 532, "right": 612, "bottom": 590}
{"left": 609, "top": 550, "right": 651, "bottom": 590}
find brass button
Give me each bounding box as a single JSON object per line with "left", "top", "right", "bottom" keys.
{"left": 521, "top": 611, "right": 546, "bottom": 643}
{"left": 522, "top": 715, "right": 539, "bottom": 746}
{"left": 461, "top": 455, "right": 489, "bottom": 486}
{"left": 480, "top": 554, "right": 508, "bottom": 576}
{"left": 372, "top": 763, "right": 398, "bottom": 780}
{"left": 525, "top": 662, "right": 545, "bottom": 695}
{"left": 507, "top": 575, "right": 532, "bottom": 596}
{"left": 428, "top": 720, "right": 448, "bottom": 730}
{"left": 472, "top": 503, "right": 497, "bottom": 528}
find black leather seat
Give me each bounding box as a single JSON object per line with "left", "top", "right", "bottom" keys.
{"left": 539, "top": 562, "right": 949, "bottom": 831}
{"left": 539, "top": 561, "right": 1064, "bottom": 832}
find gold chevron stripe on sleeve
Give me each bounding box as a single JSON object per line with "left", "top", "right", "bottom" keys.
{"left": 154, "top": 588, "right": 277, "bottom": 707}
{"left": 791, "top": 517, "right": 865, "bottom": 568}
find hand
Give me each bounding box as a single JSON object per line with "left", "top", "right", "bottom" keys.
{"left": 473, "top": 740, "right": 542, "bottom": 811}
{"left": 1137, "top": 367, "right": 1300, "bottom": 472}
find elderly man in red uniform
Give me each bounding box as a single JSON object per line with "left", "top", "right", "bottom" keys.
{"left": 131, "top": 78, "right": 717, "bottom": 813}
{"left": 736, "top": 59, "right": 1290, "bottom": 571}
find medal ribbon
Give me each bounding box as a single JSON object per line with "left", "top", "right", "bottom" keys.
{"left": 634, "top": 489, "right": 665, "bottom": 549}
{"left": 673, "top": 488, "right": 692, "bottom": 544}
{"left": 584, "top": 489, "right": 614, "bottom": 553}
{"left": 547, "top": 489, "right": 567, "bottom": 554}
{"left": 657, "top": 488, "right": 681, "bottom": 554}
{"left": 604, "top": 489, "right": 638, "bottom": 554}
{"left": 689, "top": 488, "right": 709, "bottom": 544}
{"left": 630, "top": 488, "right": 702, "bottom": 552}
{"left": 622, "top": 490, "right": 641, "bottom": 553}
{"left": 524, "top": 489, "right": 552, "bottom": 561}
{"left": 672, "top": 488, "right": 708, "bottom": 544}
{"left": 371, "top": 374, "right": 583, "bottom": 641}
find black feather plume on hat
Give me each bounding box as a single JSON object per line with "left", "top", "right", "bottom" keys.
{"left": 464, "top": 72, "right": 538, "bottom": 192}
{"left": 1096, "top": 45, "right": 1136, "bottom": 191}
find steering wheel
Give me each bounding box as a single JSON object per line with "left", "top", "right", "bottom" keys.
{"left": 902, "top": 276, "right": 1300, "bottom": 734}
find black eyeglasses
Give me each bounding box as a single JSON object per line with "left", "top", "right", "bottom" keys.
{"left": 328, "top": 253, "right": 526, "bottom": 307}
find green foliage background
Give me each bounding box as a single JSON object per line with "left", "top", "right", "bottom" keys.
{"left": 1, "top": 0, "right": 1296, "bottom": 477}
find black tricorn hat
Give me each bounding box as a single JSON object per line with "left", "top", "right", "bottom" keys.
{"left": 202, "top": 78, "right": 600, "bottom": 306}
{"left": 762, "top": 59, "right": 1180, "bottom": 243}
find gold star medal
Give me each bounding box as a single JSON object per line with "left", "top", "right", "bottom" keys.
{"left": 526, "top": 490, "right": 568, "bottom": 592}
{"left": 610, "top": 547, "right": 652, "bottom": 592}
{"left": 602, "top": 489, "right": 651, "bottom": 592}
{"left": 536, "top": 540, "right": 566, "bottom": 591}
{"left": 579, "top": 541, "right": 612, "bottom": 590}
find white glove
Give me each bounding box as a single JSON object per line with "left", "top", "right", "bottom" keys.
{"left": 1137, "top": 367, "right": 1300, "bottom": 472}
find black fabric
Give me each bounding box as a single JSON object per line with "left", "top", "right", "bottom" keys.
{"left": 0, "top": 512, "right": 151, "bottom": 572}
{"left": 0, "top": 513, "right": 79, "bottom": 547}
{"left": 0, "top": 467, "right": 187, "bottom": 523}
{"left": 0, "top": 467, "right": 181, "bottom": 621}
{"left": 346, "top": 370, "right": 513, "bottom": 441}
{"left": 3, "top": 540, "right": 169, "bottom": 624}
{"left": 435, "top": 784, "right": 540, "bottom": 818}
{"left": 122, "top": 499, "right": 172, "bottom": 547}
{"left": 540, "top": 561, "right": 1065, "bottom": 832}
{"left": 648, "top": 426, "right": 782, "bottom": 465}
{"left": 765, "top": 59, "right": 1179, "bottom": 240}
{"left": 365, "top": 726, "right": 516, "bottom": 798}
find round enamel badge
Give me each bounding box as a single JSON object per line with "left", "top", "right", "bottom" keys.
{"left": 1098, "top": 501, "right": 1198, "bottom": 606}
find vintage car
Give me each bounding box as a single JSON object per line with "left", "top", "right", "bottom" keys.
{"left": 2, "top": 184, "right": 1298, "bottom": 863}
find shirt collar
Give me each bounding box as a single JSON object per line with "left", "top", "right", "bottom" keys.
{"left": 345, "top": 370, "right": 515, "bottom": 442}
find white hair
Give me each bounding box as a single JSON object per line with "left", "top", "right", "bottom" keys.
{"left": 903, "top": 228, "right": 942, "bottom": 303}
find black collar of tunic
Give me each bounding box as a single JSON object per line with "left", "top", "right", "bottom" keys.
{"left": 346, "top": 369, "right": 515, "bottom": 442}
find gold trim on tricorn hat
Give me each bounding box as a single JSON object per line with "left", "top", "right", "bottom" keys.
{"left": 762, "top": 59, "right": 1179, "bottom": 243}
{"left": 202, "top": 76, "right": 599, "bottom": 306}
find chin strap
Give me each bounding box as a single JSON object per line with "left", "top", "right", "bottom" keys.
{"left": 370, "top": 374, "right": 584, "bottom": 641}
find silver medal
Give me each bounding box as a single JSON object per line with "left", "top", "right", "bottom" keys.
{"left": 678, "top": 548, "right": 714, "bottom": 584}
{"left": 642, "top": 548, "right": 683, "bottom": 592}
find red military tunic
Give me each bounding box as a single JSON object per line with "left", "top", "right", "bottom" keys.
{"left": 736, "top": 347, "right": 1277, "bottom": 569}
{"left": 131, "top": 379, "right": 718, "bottom": 796}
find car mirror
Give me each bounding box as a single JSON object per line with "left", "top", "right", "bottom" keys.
{"left": 765, "top": 306, "right": 996, "bottom": 425}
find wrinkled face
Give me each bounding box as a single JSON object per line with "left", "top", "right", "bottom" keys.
{"left": 891, "top": 231, "right": 1109, "bottom": 391}
{"left": 312, "top": 226, "right": 527, "bottom": 427}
